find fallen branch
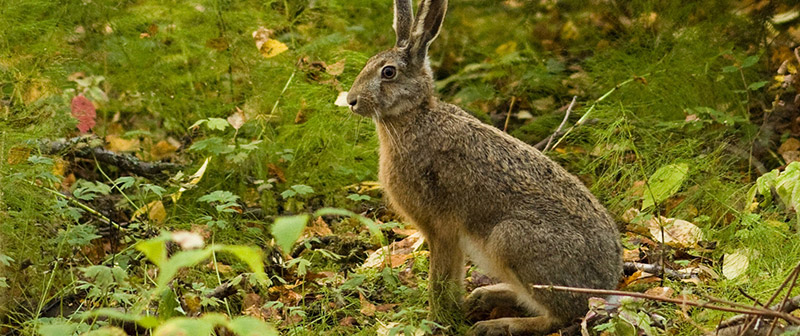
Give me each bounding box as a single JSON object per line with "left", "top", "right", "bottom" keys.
{"left": 541, "top": 96, "right": 576, "bottom": 152}
{"left": 39, "top": 136, "right": 181, "bottom": 180}
{"left": 623, "top": 261, "right": 693, "bottom": 280}
{"left": 528, "top": 285, "right": 800, "bottom": 325}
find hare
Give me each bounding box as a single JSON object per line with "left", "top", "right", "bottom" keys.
{"left": 346, "top": 0, "right": 623, "bottom": 334}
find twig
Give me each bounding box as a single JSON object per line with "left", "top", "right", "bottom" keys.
{"left": 547, "top": 74, "right": 645, "bottom": 151}
{"left": 718, "top": 295, "right": 800, "bottom": 329}
{"left": 38, "top": 136, "right": 180, "bottom": 180}
{"left": 503, "top": 96, "right": 517, "bottom": 133}
{"left": 543, "top": 96, "right": 576, "bottom": 152}
{"left": 529, "top": 285, "right": 800, "bottom": 325}
{"left": 737, "top": 261, "right": 800, "bottom": 336}
{"left": 623, "top": 261, "right": 693, "bottom": 280}
{"left": 29, "top": 180, "right": 124, "bottom": 231}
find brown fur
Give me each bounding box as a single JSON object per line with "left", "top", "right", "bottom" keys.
{"left": 347, "top": 1, "right": 623, "bottom": 334}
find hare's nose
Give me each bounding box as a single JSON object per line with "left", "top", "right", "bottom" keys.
{"left": 348, "top": 97, "right": 358, "bottom": 107}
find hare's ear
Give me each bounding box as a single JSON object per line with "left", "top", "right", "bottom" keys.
{"left": 408, "top": 0, "right": 447, "bottom": 64}
{"left": 393, "top": 0, "right": 413, "bottom": 48}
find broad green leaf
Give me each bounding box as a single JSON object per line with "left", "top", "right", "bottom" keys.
{"left": 747, "top": 81, "right": 768, "bottom": 90}
{"left": 38, "top": 323, "right": 77, "bottom": 336}
{"left": 228, "top": 316, "right": 278, "bottom": 336}
{"left": 153, "top": 317, "right": 214, "bottom": 336}
{"left": 291, "top": 184, "right": 314, "bottom": 195}
{"left": 220, "top": 245, "right": 271, "bottom": 286}
{"left": 85, "top": 308, "right": 160, "bottom": 328}
{"left": 84, "top": 326, "right": 128, "bottom": 336}
{"left": 642, "top": 163, "right": 689, "bottom": 210}
{"left": 136, "top": 237, "right": 168, "bottom": 267}
{"left": 741, "top": 55, "right": 759, "bottom": 68}
{"left": 271, "top": 215, "right": 310, "bottom": 254}
{"left": 721, "top": 65, "right": 739, "bottom": 73}
{"left": 775, "top": 161, "right": 800, "bottom": 211}
{"left": 158, "top": 289, "right": 181, "bottom": 320}
{"left": 156, "top": 249, "right": 213, "bottom": 290}
{"left": 206, "top": 118, "right": 229, "bottom": 131}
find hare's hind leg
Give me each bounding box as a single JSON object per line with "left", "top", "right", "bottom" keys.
{"left": 465, "top": 283, "right": 530, "bottom": 322}
{"left": 468, "top": 316, "right": 560, "bottom": 336}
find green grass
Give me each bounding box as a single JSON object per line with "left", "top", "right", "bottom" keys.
{"left": 2, "top": 0, "right": 800, "bottom": 335}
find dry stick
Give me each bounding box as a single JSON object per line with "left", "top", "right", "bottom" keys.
{"left": 719, "top": 295, "right": 800, "bottom": 330}
{"left": 528, "top": 285, "right": 800, "bottom": 325}
{"left": 502, "top": 96, "right": 517, "bottom": 133}
{"left": 543, "top": 96, "right": 577, "bottom": 153}
{"left": 548, "top": 75, "right": 641, "bottom": 151}
{"left": 738, "top": 261, "right": 800, "bottom": 336}
{"left": 623, "top": 261, "right": 692, "bottom": 280}
{"left": 767, "top": 268, "right": 800, "bottom": 335}
{"left": 31, "top": 180, "right": 124, "bottom": 231}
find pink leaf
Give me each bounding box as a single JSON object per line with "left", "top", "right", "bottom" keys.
{"left": 71, "top": 95, "right": 96, "bottom": 133}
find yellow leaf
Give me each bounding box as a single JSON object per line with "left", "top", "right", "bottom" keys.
{"left": 495, "top": 41, "right": 517, "bottom": 56}
{"left": 171, "top": 157, "right": 211, "bottom": 203}
{"left": 106, "top": 135, "right": 140, "bottom": 152}
{"left": 7, "top": 146, "right": 30, "bottom": 164}
{"left": 227, "top": 107, "right": 246, "bottom": 130}
{"left": 259, "top": 39, "right": 287, "bottom": 58}
{"left": 132, "top": 200, "right": 167, "bottom": 224}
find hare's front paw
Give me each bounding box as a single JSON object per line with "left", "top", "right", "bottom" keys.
{"left": 465, "top": 284, "right": 525, "bottom": 322}
{"left": 468, "top": 317, "right": 556, "bottom": 336}
{"left": 468, "top": 320, "right": 511, "bottom": 336}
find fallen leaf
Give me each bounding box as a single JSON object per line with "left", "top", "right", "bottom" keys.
{"left": 339, "top": 316, "right": 357, "bottom": 326}
{"left": 172, "top": 157, "right": 211, "bottom": 203}
{"left": 334, "top": 91, "right": 349, "bottom": 107}
{"left": 723, "top": 250, "right": 750, "bottom": 279}
{"left": 267, "top": 163, "right": 286, "bottom": 183}
{"left": 644, "top": 286, "right": 674, "bottom": 298}
{"left": 7, "top": 146, "right": 30, "bottom": 164}
{"left": 294, "top": 109, "right": 306, "bottom": 124}
{"left": 326, "top": 59, "right": 345, "bottom": 76}
{"left": 645, "top": 217, "right": 704, "bottom": 248}
{"left": 779, "top": 138, "right": 800, "bottom": 154}
{"left": 361, "top": 232, "right": 425, "bottom": 269}
{"left": 359, "top": 293, "right": 376, "bottom": 317}
{"left": 227, "top": 107, "right": 246, "bottom": 130}
{"left": 106, "top": 134, "right": 139, "bottom": 152}
{"left": 171, "top": 231, "right": 205, "bottom": 250}
{"left": 150, "top": 139, "right": 178, "bottom": 160}
{"left": 71, "top": 95, "right": 96, "bottom": 133}
{"left": 305, "top": 217, "right": 333, "bottom": 237}
{"left": 206, "top": 37, "right": 228, "bottom": 51}
{"left": 148, "top": 200, "right": 167, "bottom": 224}
{"left": 253, "top": 27, "right": 288, "bottom": 58}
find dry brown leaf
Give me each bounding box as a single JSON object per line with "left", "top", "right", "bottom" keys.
{"left": 339, "top": 316, "right": 357, "bottom": 326}
{"left": 778, "top": 138, "right": 800, "bottom": 154}
{"left": 294, "top": 109, "right": 306, "bottom": 124}
{"left": 326, "top": 59, "right": 345, "bottom": 76}
{"left": 304, "top": 217, "right": 333, "bottom": 237}
{"left": 644, "top": 286, "right": 674, "bottom": 298}
{"left": 227, "top": 107, "right": 246, "bottom": 130}
{"left": 267, "top": 163, "right": 286, "bottom": 182}
{"left": 645, "top": 216, "right": 703, "bottom": 248}
{"left": 623, "top": 248, "right": 642, "bottom": 262}
{"left": 359, "top": 293, "right": 376, "bottom": 317}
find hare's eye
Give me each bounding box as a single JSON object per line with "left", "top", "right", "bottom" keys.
{"left": 381, "top": 66, "right": 397, "bottom": 79}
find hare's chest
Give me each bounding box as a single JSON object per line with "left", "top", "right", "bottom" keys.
{"left": 378, "top": 149, "right": 445, "bottom": 219}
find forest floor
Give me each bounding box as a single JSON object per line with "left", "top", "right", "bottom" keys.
{"left": 3, "top": 0, "right": 800, "bottom": 335}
